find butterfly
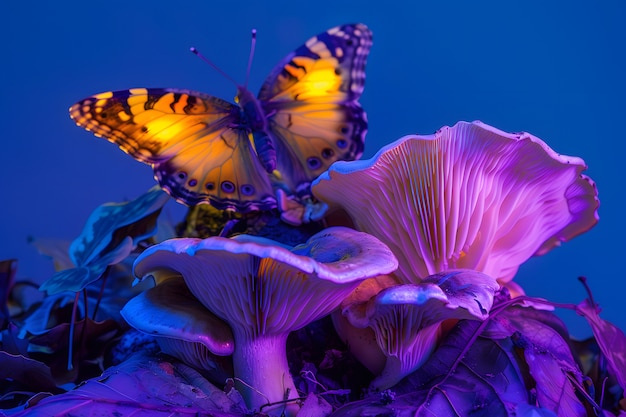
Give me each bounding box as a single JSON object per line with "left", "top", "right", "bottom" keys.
{"left": 69, "top": 23, "right": 372, "bottom": 225}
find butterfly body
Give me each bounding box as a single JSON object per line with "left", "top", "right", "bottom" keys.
{"left": 234, "top": 85, "right": 277, "bottom": 172}
{"left": 70, "top": 23, "right": 372, "bottom": 224}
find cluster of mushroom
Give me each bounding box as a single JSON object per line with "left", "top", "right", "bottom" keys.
{"left": 121, "top": 120, "right": 599, "bottom": 415}
{"left": 312, "top": 120, "right": 599, "bottom": 390}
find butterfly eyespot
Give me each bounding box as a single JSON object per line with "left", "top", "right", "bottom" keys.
{"left": 221, "top": 181, "right": 236, "bottom": 193}
{"left": 177, "top": 172, "right": 187, "bottom": 180}
{"left": 336, "top": 139, "right": 348, "bottom": 149}
{"left": 334, "top": 68, "right": 342, "bottom": 75}
{"left": 141, "top": 126, "right": 148, "bottom": 133}
{"left": 188, "top": 179, "right": 198, "bottom": 187}
{"left": 241, "top": 184, "right": 255, "bottom": 196}
{"left": 321, "top": 148, "right": 334, "bottom": 159}
{"left": 306, "top": 157, "right": 322, "bottom": 170}
{"left": 205, "top": 182, "right": 216, "bottom": 191}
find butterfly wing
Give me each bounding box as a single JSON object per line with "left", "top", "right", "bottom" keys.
{"left": 69, "top": 88, "right": 276, "bottom": 212}
{"left": 258, "top": 23, "right": 372, "bottom": 194}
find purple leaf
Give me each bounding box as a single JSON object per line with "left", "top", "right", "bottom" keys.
{"left": 330, "top": 301, "right": 594, "bottom": 417}
{"left": 0, "top": 351, "right": 62, "bottom": 394}
{"left": 331, "top": 320, "right": 529, "bottom": 416}
{"left": 484, "top": 306, "right": 586, "bottom": 416}
{"left": 4, "top": 353, "right": 246, "bottom": 417}
{"left": 524, "top": 348, "right": 586, "bottom": 417}
{"left": 486, "top": 306, "right": 579, "bottom": 371}
{"left": 577, "top": 299, "right": 626, "bottom": 391}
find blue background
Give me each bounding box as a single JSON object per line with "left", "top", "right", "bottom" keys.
{"left": 2, "top": 1, "right": 624, "bottom": 338}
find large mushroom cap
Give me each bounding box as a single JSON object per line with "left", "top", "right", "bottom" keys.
{"left": 133, "top": 227, "right": 398, "bottom": 334}
{"left": 312, "top": 121, "right": 599, "bottom": 284}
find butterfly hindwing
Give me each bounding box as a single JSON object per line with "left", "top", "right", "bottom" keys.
{"left": 259, "top": 23, "right": 372, "bottom": 194}
{"left": 155, "top": 127, "right": 275, "bottom": 210}
{"left": 70, "top": 88, "right": 275, "bottom": 211}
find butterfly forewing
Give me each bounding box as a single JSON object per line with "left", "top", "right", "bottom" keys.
{"left": 258, "top": 23, "right": 372, "bottom": 194}
{"left": 257, "top": 24, "right": 371, "bottom": 102}
{"left": 70, "top": 88, "right": 276, "bottom": 211}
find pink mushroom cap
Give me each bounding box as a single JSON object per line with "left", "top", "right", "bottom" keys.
{"left": 312, "top": 120, "right": 599, "bottom": 284}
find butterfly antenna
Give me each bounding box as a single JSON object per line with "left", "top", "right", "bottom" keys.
{"left": 190, "top": 46, "right": 238, "bottom": 86}
{"left": 244, "top": 29, "right": 257, "bottom": 89}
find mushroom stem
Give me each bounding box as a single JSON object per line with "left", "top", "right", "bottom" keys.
{"left": 232, "top": 331, "right": 299, "bottom": 417}
{"left": 369, "top": 322, "right": 441, "bottom": 391}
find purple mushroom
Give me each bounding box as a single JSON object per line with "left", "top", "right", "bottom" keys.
{"left": 335, "top": 269, "right": 499, "bottom": 390}
{"left": 121, "top": 277, "right": 234, "bottom": 382}
{"left": 131, "top": 227, "right": 397, "bottom": 416}
{"left": 312, "top": 120, "right": 599, "bottom": 287}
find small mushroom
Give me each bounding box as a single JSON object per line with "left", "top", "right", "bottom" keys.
{"left": 120, "top": 277, "right": 234, "bottom": 383}
{"left": 338, "top": 269, "right": 499, "bottom": 390}
{"left": 312, "top": 121, "right": 599, "bottom": 285}
{"left": 330, "top": 275, "right": 398, "bottom": 376}
{"left": 132, "top": 227, "right": 398, "bottom": 416}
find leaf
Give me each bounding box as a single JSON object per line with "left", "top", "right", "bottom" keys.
{"left": 1, "top": 323, "right": 29, "bottom": 356}
{"left": 484, "top": 305, "right": 587, "bottom": 416}
{"left": 0, "top": 259, "right": 17, "bottom": 328}
{"left": 28, "top": 317, "right": 120, "bottom": 383}
{"left": 298, "top": 393, "right": 333, "bottom": 417}
{"left": 21, "top": 254, "right": 151, "bottom": 334}
{"left": 18, "top": 292, "right": 78, "bottom": 337}
{"left": 84, "top": 252, "right": 153, "bottom": 322}
{"left": 577, "top": 299, "right": 626, "bottom": 391}
{"left": 0, "top": 351, "right": 62, "bottom": 394}
{"left": 39, "top": 187, "right": 169, "bottom": 295}
{"left": 4, "top": 353, "right": 246, "bottom": 417}
{"left": 39, "top": 236, "right": 133, "bottom": 295}
{"left": 486, "top": 306, "right": 579, "bottom": 372}
{"left": 330, "top": 300, "right": 595, "bottom": 417}
{"left": 69, "top": 186, "right": 169, "bottom": 267}
{"left": 331, "top": 320, "right": 529, "bottom": 417}
{"left": 29, "top": 238, "right": 73, "bottom": 271}
{"left": 524, "top": 348, "right": 586, "bottom": 417}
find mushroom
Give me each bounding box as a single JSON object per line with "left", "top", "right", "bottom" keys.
{"left": 337, "top": 269, "right": 499, "bottom": 390}
{"left": 120, "top": 277, "right": 234, "bottom": 383}
{"left": 132, "top": 226, "right": 398, "bottom": 416}
{"left": 312, "top": 121, "right": 599, "bottom": 286}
